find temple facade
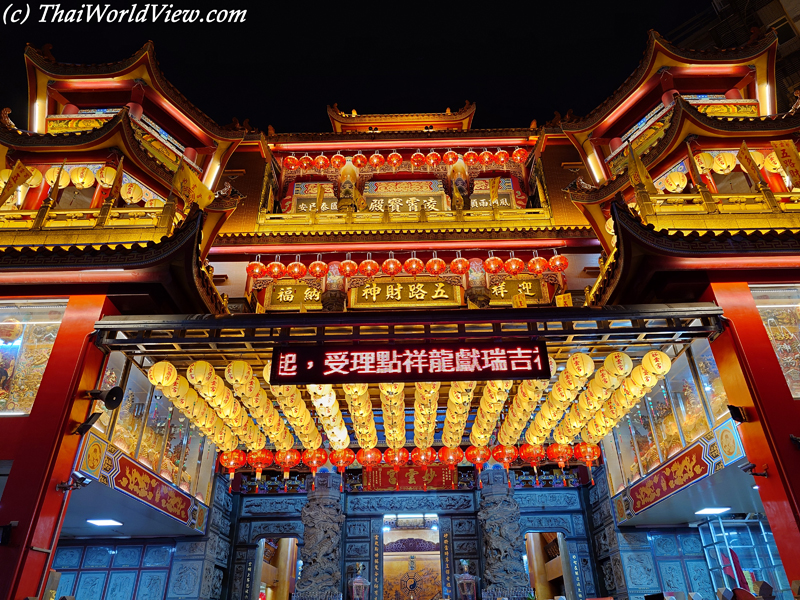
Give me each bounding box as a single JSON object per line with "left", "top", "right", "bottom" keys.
{"left": 0, "top": 29, "right": 798, "bottom": 600}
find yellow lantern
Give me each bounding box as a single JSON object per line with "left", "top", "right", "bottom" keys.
{"left": 694, "top": 152, "right": 714, "bottom": 174}
{"left": 0, "top": 318, "right": 24, "bottom": 343}
{"left": 621, "top": 378, "right": 645, "bottom": 400}
{"left": 343, "top": 383, "right": 368, "bottom": 396}
{"left": 165, "top": 375, "right": 190, "bottom": 399}
{"left": 664, "top": 171, "right": 688, "bottom": 193}
{"left": 225, "top": 360, "right": 253, "bottom": 385}
{"left": 190, "top": 395, "right": 209, "bottom": 421}
{"left": 262, "top": 360, "right": 272, "bottom": 383}
{"left": 145, "top": 198, "right": 165, "bottom": 208}
{"left": 567, "top": 353, "right": 595, "bottom": 379}
{"left": 186, "top": 361, "right": 215, "bottom": 387}
{"left": 235, "top": 377, "right": 260, "bottom": 399}
{"left": 45, "top": 166, "right": 70, "bottom": 189}
{"left": 604, "top": 352, "right": 633, "bottom": 378}
{"left": 712, "top": 152, "right": 737, "bottom": 175}
{"left": 175, "top": 388, "right": 198, "bottom": 414}
{"left": 70, "top": 166, "right": 96, "bottom": 190}
{"left": 587, "top": 379, "right": 611, "bottom": 401}
{"left": 594, "top": 367, "right": 620, "bottom": 389}
{"left": 765, "top": 152, "right": 785, "bottom": 174}
{"left": 121, "top": 182, "right": 143, "bottom": 204}
{"left": 642, "top": 350, "right": 672, "bottom": 378}
{"left": 750, "top": 151, "right": 765, "bottom": 170}
{"left": 96, "top": 166, "right": 116, "bottom": 188}
{"left": 0, "top": 169, "right": 11, "bottom": 189}
{"left": 630, "top": 365, "right": 657, "bottom": 391}
{"left": 147, "top": 361, "right": 177, "bottom": 388}
{"left": 558, "top": 370, "right": 581, "bottom": 391}
{"left": 201, "top": 375, "right": 227, "bottom": 401}
{"left": 26, "top": 167, "right": 43, "bottom": 188}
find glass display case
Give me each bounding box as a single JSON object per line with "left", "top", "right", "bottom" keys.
{"left": 93, "top": 351, "right": 128, "bottom": 436}
{"left": 664, "top": 352, "right": 710, "bottom": 444}
{"left": 691, "top": 338, "right": 730, "bottom": 425}
{"left": 0, "top": 299, "right": 67, "bottom": 415}
{"left": 602, "top": 435, "right": 626, "bottom": 495}
{"left": 699, "top": 516, "right": 791, "bottom": 600}
{"left": 645, "top": 380, "right": 684, "bottom": 459}
{"left": 111, "top": 364, "right": 151, "bottom": 455}
{"left": 750, "top": 284, "right": 800, "bottom": 398}
{"left": 138, "top": 389, "right": 172, "bottom": 472}
{"left": 626, "top": 399, "right": 660, "bottom": 473}
{"left": 615, "top": 416, "right": 643, "bottom": 485}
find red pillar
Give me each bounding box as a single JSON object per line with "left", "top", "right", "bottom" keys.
{"left": 703, "top": 280, "right": 800, "bottom": 580}
{"left": 0, "top": 294, "right": 114, "bottom": 600}
{"left": 762, "top": 167, "right": 789, "bottom": 194}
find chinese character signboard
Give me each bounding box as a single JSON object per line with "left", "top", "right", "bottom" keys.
{"left": 292, "top": 182, "right": 338, "bottom": 213}
{"left": 349, "top": 276, "right": 463, "bottom": 309}
{"left": 364, "top": 465, "right": 454, "bottom": 491}
{"left": 471, "top": 177, "right": 526, "bottom": 208}
{"left": 270, "top": 340, "right": 549, "bottom": 384}
{"left": 363, "top": 180, "right": 448, "bottom": 213}
{"left": 262, "top": 280, "right": 323, "bottom": 311}
{"left": 488, "top": 274, "right": 550, "bottom": 306}
{"left": 771, "top": 140, "right": 800, "bottom": 189}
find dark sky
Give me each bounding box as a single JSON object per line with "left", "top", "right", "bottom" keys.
{"left": 0, "top": 0, "right": 711, "bottom": 134}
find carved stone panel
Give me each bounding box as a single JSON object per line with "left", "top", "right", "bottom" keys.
{"left": 248, "top": 520, "right": 304, "bottom": 544}
{"left": 346, "top": 493, "right": 473, "bottom": 515}
{"left": 516, "top": 490, "right": 580, "bottom": 510}
{"left": 519, "top": 515, "right": 572, "bottom": 535}
{"left": 620, "top": 551, "right": 659, "bottom": 592}
{"left": 452, "top": 518, "right": 477, "bottom": 537}
{"left": 345, "top": 542, "right": 370, "bottom": 559}
{"left": 346, "top": 520, "right": 370, "bottom": 539}
{"left": 241, "top": 496, "right": 307, "bottom": 517}
{"left": 572, "top": 513, "right": 585, "bottom": 535}
{"left": 453, "top": 540, "right": 478, "bottom": 556}
{"left": 167, "top": 559, "right": 203, "bottom": 598}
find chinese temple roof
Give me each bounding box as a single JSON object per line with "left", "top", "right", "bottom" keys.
{"left": 0, "top": 206, "right": 227, "bottom": 315}
{"left": 562, "top": 30, "right": 779, "bottom": 135}
{"left": 326, "top": 102, "right": 476, "bottom": 133}
{"left": 588, "top": 199, "right": 800, "bottom": 305}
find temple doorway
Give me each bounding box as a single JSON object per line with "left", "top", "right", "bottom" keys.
{"left": 382, "top": 514, "right": 443, "bottom": 600}
{"left": 525, "top": 532, "right": 574, "bottom": 600}
{"left": 255, "top": 537, "right": 299, "bottom": 600}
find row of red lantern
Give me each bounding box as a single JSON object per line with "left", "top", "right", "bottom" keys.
{"left": 220, "top": 441, "right": 600, "bottom": 491}
{"left": 246, "top": 254, "right": 569, "bottom": 281}
{"left": 283, "top": 148, "right": 530, "bottom": 172}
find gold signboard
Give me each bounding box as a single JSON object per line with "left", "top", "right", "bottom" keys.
{"left": 348, "top": 276, "right": 463, "bottom": 309}
{"left": 489, "top": 274, "right": 550, "bottom": 306}
{"left": 263, "top": 280, "right": 323, "bottom": 311}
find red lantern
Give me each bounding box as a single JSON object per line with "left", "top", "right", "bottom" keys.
{"left": 495, "top": 149, "right": 510, "bottom": 165}
{"left": 330, "top": 448, "right": 356, "bottom": 491}
{"left": 302, "top": 448, "right": 328, "bottom": 489}
{"left": 527, "top": 257, "right": 549, "bottom": 277}
{"left": 403, "top": 257, "right": 425, "bottom": 278}
{"left": 465, "top": 446, "right": 491, "bottom": 488}
{"left": 309, "top": 260, "right": 329, "bottom": 278}
{"left": 382, "top": 258, "right": 403, "bottom": 278}
{"left": 284, "top": 155, "right": 300, "bottom": 171}
{"left": 287, "top": 261, "right": 307, "bottom": 280}
{"left": 247, "top": 449, "right": 274, "bottom": 482}
{"left": 358, "top": 259, "right": 380, "bottom": 278}
{"left": 369, "top": 152, "right": 386, "bottom": 169}
{"left": 546, "top": 443, "right": 573, "bottom": 469}
{"left": 410, "top": 152, "right": 426, "bottom": 168}
{"left": 369, "top": 152, "right": 385, "bottom": 169}
{"left": 479, "top": 150, "right": 494, "bottom": 166}
{"left": 387, "top": 152, "right": 403, "bottom": 168}
{"left": 426, "top": 151, "right": 441, "bottom": 168}
{"left": 220, "top": 449, "right": 247, "bottom": 491}
{"left": 410, "top": 447, "right": 437, "bottom": 491}
{"left": 331, "top": 154, "right": 346, "bottom": 169}
{"left": 339, "top": 260, "right": 359, "bottom": 278}
{"left": 314, "top": 154, "right": 330, "bottom": 170}
{"left": 492, "top": 445, "right": 518, "bottom": 487}
{"left": 438, "top": 447, "right": 464, "bottom": 490}
{"left": 574, "top": 442, "right": 601, "bottom": 483}
{"left": 356, "top": 448, "right": 383, "bottom": 490}
{"left": 246, "top": 261, "right": 267, "bottom": 279}
{"left": 443, "top": 150, "right": 459, "bottom": 165}
{"left": 266, "top": 261, "right": 286, "bottom": 279}
{"left": 275, "top": 449, "right": 301, "bottom": 479}
{"left": 299, "top": 155, "right": 314, "bottom": 170}
{"left": 504, "top": 257, "right": 525, "bottom": 276}
{"left": 549, "top": 255, "right": 569, "bottom": 273}
{"left": 383, "top": 448, "right": 409, "bottom": 490}
{"left": 450, "top": 257, "right": 470, "bottom": 275}
{"left": 352, "top": 153, "right": 368, "bottom": 168}
{"left": 512, "top": 148, "right": 529, "bottom": 163}
{"left": 425, "top": 257, "right": 446, "bottom": 276}
{"left": 484, "top": 256, "right": 504, "bottom": 274}
{"left": 464, "top": 150, "right": 479, "bottom": 166}
{"left": 520, "top": 443, "right": 546, "bottom": 486}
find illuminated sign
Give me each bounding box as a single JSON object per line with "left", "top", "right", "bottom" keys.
{"left": 270, "top": 340, "right": 549, "bottom": 384}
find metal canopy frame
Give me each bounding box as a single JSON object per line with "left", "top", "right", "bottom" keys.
{"left": 94, "top": 303, "right": 723, "bottom": 449}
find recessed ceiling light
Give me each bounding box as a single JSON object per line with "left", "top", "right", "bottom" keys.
{"left": 87, "top": 519, "right": 122, "bottom": 526}
{"left": 694, "top": 507, "right": 731, "bottom": 515}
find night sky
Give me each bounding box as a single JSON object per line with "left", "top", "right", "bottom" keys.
{"left": 0, "top": 0, "right": 709, "bottom": 133}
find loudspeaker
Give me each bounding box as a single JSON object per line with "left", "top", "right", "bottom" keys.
{"left": 89, "top": 386, "right": 124, "bottom": 410}
{"left": 727, "top": 404, "right": 748, "bottom": 423}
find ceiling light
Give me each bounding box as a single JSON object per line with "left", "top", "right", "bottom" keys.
{"left": 87, "top": 519, "right": 122, "bottom": 527}
{"left": 694, "top": 507, "right": 731, "bottom": 515}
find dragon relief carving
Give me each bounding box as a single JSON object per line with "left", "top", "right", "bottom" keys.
{"left": 477, "top": 489, "right": 528, "bottom": 588}
{"left": 295, "top": 491, "right": 346, "bottom": 595}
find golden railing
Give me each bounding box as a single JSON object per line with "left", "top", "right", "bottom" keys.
{"left": 256, "top": 207, "right": 553, "bottom": 233}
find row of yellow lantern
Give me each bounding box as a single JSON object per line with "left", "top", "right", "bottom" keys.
{"left": 469, "top": 379, "right": 514, "bottom": 447}
{"left": 344, "top": 384, "right": 377, "bottom": 450}
{"left": 307, "top": 384, "right": 351, "bottom": 451}
{"left": 497, "top": 378, "right": 546, "bottom": 446}
{"left": 414, "top": 382, "right": 439, "bottom": 449}
{"left": 441, "top": 380, "right": 475, "bottom": 448}
{"left": 380, "top": 383, "right": 406, "bottom": 450}
{"left": 268, "top": 382, "right": 319, "bottom": 450}
{"left": 664, "top": 150, "right": 788, "bottom": 193}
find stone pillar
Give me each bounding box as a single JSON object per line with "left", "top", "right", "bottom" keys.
{"left": 477, "top": 469, "right": 529, "bottom": 591}
{"left": 295, "top": 472, "right": 345, "bottom": 596}
{"left": 167, "top": 474, "right": 233, "bottom": 600}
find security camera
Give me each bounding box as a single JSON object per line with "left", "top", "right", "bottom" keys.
{"left": 56, "top": 472, "right": 93, "bottom": 492}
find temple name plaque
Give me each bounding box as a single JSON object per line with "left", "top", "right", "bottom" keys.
{"left": 270, "top": 340, "right": 549, "bottom": 384}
